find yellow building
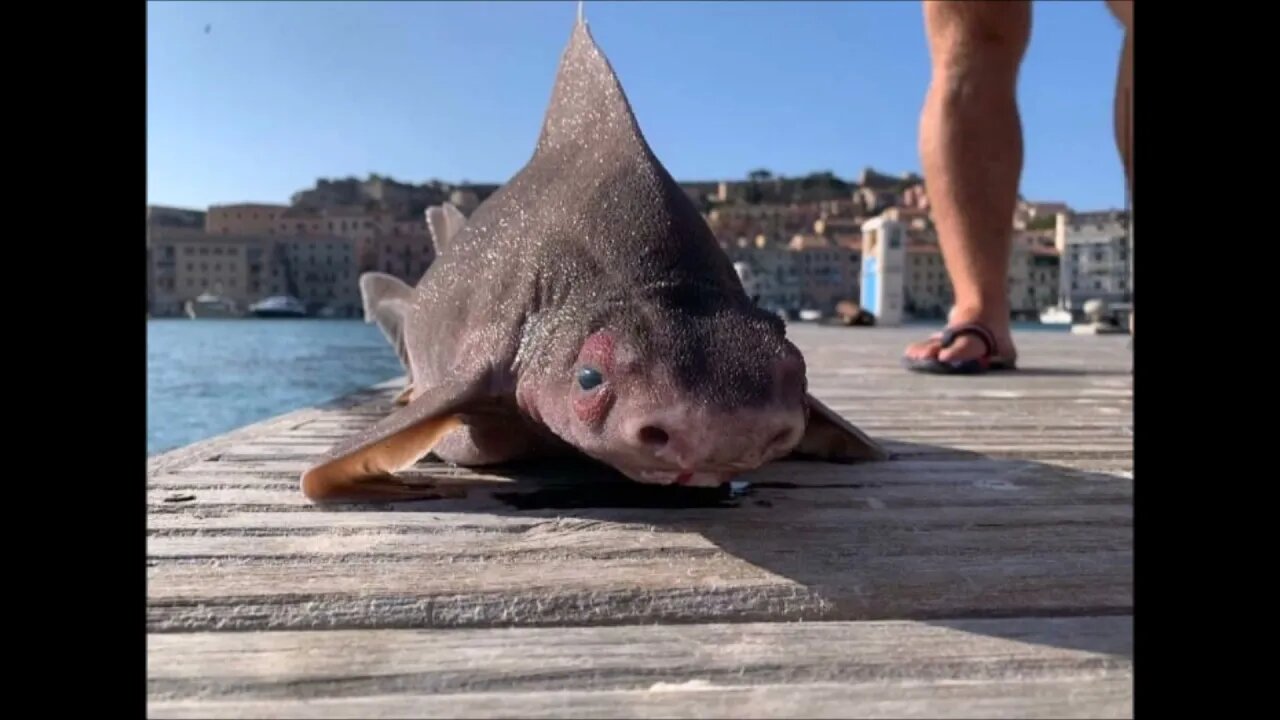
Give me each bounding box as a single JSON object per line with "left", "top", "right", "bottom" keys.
{"left": 147, "top": 230, "right": 364, "bottom": 317}
{"left": 905, "top": 243, "right": 953, "bottom": 318}
{"left": 206, "top": 203, "right": 289, "bottom": 236}
{"left": 786, "top": 234, "right": 860, "bottom": 312}
{"left": 270, "top": 235, "right": 362, "bottom": 316}
{"left": 146, "top": 231, "right": 271, "bottom": 315}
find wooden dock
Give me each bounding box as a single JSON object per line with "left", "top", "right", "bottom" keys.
{"left": 146, "top": 325, "right": 1133, "bottom": 718}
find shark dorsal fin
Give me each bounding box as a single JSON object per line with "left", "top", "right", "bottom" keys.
{"left": 533, "top": 20, "right": 649, "bottom": 159}
{"left": 425, "top": 202, "right": 467, "bottom": 253}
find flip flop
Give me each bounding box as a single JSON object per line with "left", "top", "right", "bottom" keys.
{"left": 902, "top": 322, "right": 1017, "bottom": 375}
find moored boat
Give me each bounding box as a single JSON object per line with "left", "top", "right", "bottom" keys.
{"left": 249, "top": 295, "right": 308, "bottom": 318}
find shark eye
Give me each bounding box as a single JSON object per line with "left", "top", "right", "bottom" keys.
{"left": 577, "top": 366, "right": 604, "bottom": 391}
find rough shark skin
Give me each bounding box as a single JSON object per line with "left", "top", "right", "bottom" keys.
{"left": 301, "top": 16, "right": 888, "bottom": 503}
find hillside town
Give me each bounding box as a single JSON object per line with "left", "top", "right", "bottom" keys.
{"left": 146, "top": 168, "right": 1131, "bottom": 324}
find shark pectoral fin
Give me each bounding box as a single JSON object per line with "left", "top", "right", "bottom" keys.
{"left": 789, "top": 393, "right": 890, "bottom": 463}
{"left": 301, "top": 416, "right": 463, "bottom": 502}
{"left": 393, "top": 385, "right": 414, "bottom": 406}
{"left": 358, "top": 272, "right": 415, "bottom": 375}
{"left": 426, "top": 202, "right": 467, "bottom": 252}
{"left": 300, "top": 375, "right": 492, "bottom": 503}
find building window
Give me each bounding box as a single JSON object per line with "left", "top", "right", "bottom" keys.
{"left": 199, "top": 247, "right": 209, "bottom": 256}
{"left": 186, "top": 263, "right": 193, "bottom": 272}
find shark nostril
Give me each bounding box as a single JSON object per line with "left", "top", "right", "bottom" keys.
{"left": 638, "top": 426, "right": 670, "bottom": 448}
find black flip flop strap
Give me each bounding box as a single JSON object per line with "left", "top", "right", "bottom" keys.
{"left": 939, "top": 323, "right": 997, "bottom": 359}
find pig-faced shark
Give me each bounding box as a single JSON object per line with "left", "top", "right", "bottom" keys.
{"left": 301, "top": 15, "right": 887, "bottom": 502}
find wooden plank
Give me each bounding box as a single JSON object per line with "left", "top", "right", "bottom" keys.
{"left": 149, "top": 527, "right": 1129, "bottom": 563}
{"left": 147, "top": 503, "right": 1131, "bottom": 535}
{"left": 147, "top": 552, "right": 1130, "bottom": 631}
{"left": 148, "top": 677, "right": 1133, "bottom": 719}
{"left": 147, "top": 616, "right": 1131, "bottom": 719}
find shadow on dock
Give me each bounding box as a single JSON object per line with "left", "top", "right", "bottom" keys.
{"left": 323, "top": 440, "right": 1132, "bottom": 659}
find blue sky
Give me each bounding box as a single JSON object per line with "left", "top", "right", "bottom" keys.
{"left": 147, "top": 1, "right": 1127, "bottom": 211}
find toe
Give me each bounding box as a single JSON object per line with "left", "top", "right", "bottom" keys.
{"left": 903, "top": 336, "right": 943, "bottom": 361}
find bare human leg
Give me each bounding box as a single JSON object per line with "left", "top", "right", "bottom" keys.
{"left": 903, "top": 1, "right": 1030, "bottom": 372}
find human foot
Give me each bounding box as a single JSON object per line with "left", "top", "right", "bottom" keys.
{"left": 902, "top": 317, "right": 1017, "bottom": 374}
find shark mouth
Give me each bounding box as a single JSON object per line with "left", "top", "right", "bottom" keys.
{"left": 631, "top": 470, "right": 735, "bottom": 487}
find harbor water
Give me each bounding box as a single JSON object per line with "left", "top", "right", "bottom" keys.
{"left": 147, "top": 319, "right": 402, "bottom": 455}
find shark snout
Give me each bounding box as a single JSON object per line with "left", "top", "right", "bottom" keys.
{"left": 623, "top": 406, "right": 804, "bottom": 470}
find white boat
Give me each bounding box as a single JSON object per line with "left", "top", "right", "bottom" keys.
{"left": 249, "top": 295, "right": 308, "bottom": 318}
{"left": 798, "top": 309, "right": 823, "bottom": 322}
{"left": 1039, "top": 306, "right": 1073, "bottom": 325}
{"left": 184, "top": 292, "right": 240, "bottom": 319}
{"left": 1070, "top": 298, "right": 1127, "bottom": 335}
{"left": 1071, "top": 322, "right": 1127, "bottom": 336}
